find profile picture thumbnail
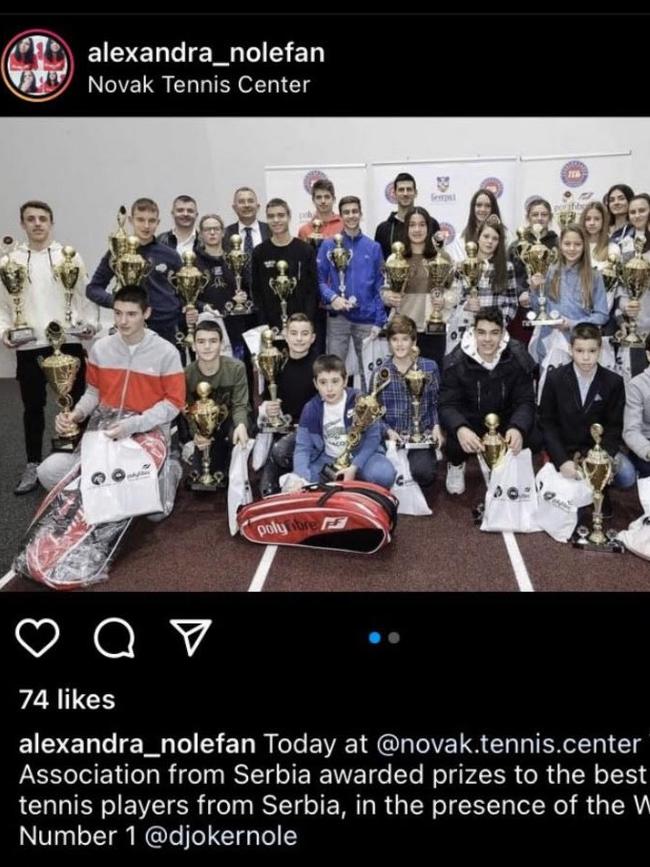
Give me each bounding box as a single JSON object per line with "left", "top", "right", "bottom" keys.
{"left": 1, "top": 29, "right": 74, "bottom": 103}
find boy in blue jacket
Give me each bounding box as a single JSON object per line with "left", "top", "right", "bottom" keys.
{"left": 288, "top": 354, "right": 396, "bottom": 491}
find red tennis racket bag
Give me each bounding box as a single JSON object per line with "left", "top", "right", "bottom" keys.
{"left": 237, "top": 481, "right": 398, "bottom": 554}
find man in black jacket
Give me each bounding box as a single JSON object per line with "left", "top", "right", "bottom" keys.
{"left": 374, "top": 172, "right": 440, "bottom": 259}
{"left": 224, "top": 187, "right": 270, "bottom": 250}
{"left": 539, "top": 322, "right": 635, "bottom": 491}
{"left": 439, "top": 307, "right": 538, "bottom": 495}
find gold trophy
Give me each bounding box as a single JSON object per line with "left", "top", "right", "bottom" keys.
{"left": 482, "top": 413, "right": 508, "bottom": 472}
{"left": 170, "top": 250, "right": 210, "bottom": 349}
{"left": 254, "top": 329, "right": 293, "bottom": 434}
{"left": 53, "top": 245, "right": 87, "bottom": 337}
{"left": 522, "top": 223, "right": 561, "bottom": 327}
{"left": 327, "top": 233, "right": 356, "bottom": 305}
{"left": 307, "top": 218, "right": 324, "bottom": 249}
{"left": 602, "top": 251, "right": 620, "bottom": 294}
{"left": 384, "top": 241, "right": 410, "bottom": 311}
{"left": 108, "top": 206, "right": 129, "bottom": 272}
{"left": 573, "top": 423, "right": 622, "bottom": 553}
{"left": 321, "top": 368, "right": 391, "bottom": 481}
{"left": 185, "top": 381, "right": 229, "bottom": 491}
{"left": 269, "top": 260, "right": 297, "bottom": 331}
{"left": 224, "top": 234, "right": 253, "bottom": 315}
{"left": 113, "top": 236, "right": 153, "bottom": 289}
{"left": 557, "top": 191, "right": 577, "bottom": 232}
{"left": 458, "top": 241, "right": 483, "bottom": 308}
{"left": 615, "top": 234, "right": 650, "bottom": 347}
{"left": 38, "top": 321, "right": 81, "bottom": 452}
{"left": 424, "top": 233, "right": 454, "bottom": 335}
{"left": 0, "top": 239, "right": 34, "bottom": 345}
{"left": 402, "top": 347, "right": 434, "bottom": 447}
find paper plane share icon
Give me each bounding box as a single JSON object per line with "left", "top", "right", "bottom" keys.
{"left": 169, "top": 619, "right": 212, "bottom": 657}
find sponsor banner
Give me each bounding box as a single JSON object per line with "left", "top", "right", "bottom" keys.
{"left": 519, "top": 151, "right": 632, "bottom": 226}
{"left": 370, "top": 158, "right": 518, "bottom": 248}
{"left": 264, "top": 163, "right": 367, "bottom": 234}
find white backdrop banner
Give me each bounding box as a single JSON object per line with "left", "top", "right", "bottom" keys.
{"left": 369, "top": 157, "right": 518, "bottom": 249}
{"left": 518, "top": 151, "right": 633, "bottom": 225}
{"left": 264, "top": 163, "right": 367, "bottom": 234}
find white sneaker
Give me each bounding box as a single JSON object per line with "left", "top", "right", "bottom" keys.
{"left": 14, "top": 462, "right": 40, "bottom": 495}
{"left": 446, "top": 462, "right": 466, "bottom": 495}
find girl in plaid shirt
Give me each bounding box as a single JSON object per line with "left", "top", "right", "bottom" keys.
{"left": 446, "top": 216, "right": 517, "bottom": 353}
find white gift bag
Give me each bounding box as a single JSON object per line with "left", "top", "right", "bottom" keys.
{"left": 385, "top": 441, "right": 431, "bottom": 516}
{"left": 532, "top": 329, "right": 572, "bottom": 403}
{"left": 80, "top": 431, "right": 162, "bottom": 525}
{"left": 251, "top": 432, "right": 274, "bottom": 472}
{"left": 481, "top": 449, "right": 541, "bottom": 533}
{"left": 228, "top": 441, "right": 255, "bottom": 535}
{"left": 361, "top": 334, "right": 390, "bottom": 386}
{"left": 243, "top": 324, "right": 270, "bottom": 395}
{"left": 533, "top": 462, "right": 592, "bottom": 543}
{"left": 617, "top": 477, "right": 650, "bottom": 558}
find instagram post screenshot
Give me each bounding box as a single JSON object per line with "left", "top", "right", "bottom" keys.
{"left": 1, "top": 11, "right": 649, "bottom": 861}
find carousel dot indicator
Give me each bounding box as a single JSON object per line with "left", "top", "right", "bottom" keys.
{"left": 368, "top": 631, "right": 381, "bottom": 645}
{"left": 387, "top": 632, "right": 401, "bottom": 644}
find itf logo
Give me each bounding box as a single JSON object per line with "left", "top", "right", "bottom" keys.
{"left": 480, "top": 177, "right": 504, "bottom": 198}
{"left": 303, "top": 169, "right": 328, "bottom": 195}
{"left": 1, "top": 29, "right": 74, "bottom": 103}
{"left": 385, "top": 181, "right": 397, "bottom": 204}
{"left": 437, "top": 222, "right": 456, "bottom": 245}
{"left": 561, "top": 160, "right": 589, "bottom": 188}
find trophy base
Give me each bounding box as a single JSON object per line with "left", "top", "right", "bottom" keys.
{"left": 51, "top": 434, "right": 80, "bottom": 453}
{"left": 405, "top": 441, "right": 434, "bottom": 450}
{"left": 618, "top": 334, "right": 645, "bottom": 348}
{"left": 425, "top": 320, "right": 446, "bottom": 336}
{"left": 9, "top": 327, "right": 35, "bottom": 345}
{"left": 320, "top": 463, "right": 345, "bottom": 483}
{"left": 188, "top": 472, "right": 226, "bottom": 492}
{"left": 260, "top": 422, "right": 294, "bottom": 435}
{"left": 65, "top": 325, "right": 91, "bottom": 339}
{"left": 523, "top": 317, "right": 562, "bottom": 328}
{"left": 571, "top": 537, "right": 624, "bottom": 553}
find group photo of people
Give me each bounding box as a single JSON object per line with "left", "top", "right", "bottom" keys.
{"left": 2, "top": 116, "right": 650, "bottom": 593}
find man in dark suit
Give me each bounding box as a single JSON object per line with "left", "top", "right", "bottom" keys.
{"left": 224, "top": 186, "right": 270, "bottom": 252}
{"left": 538, "top": 322, "right": 636, "bottom": 503}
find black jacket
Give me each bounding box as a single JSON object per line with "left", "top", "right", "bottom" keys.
{"left": 251, "top": 238, "right": 318, "bottom": 331}
{"left": 439, "top": 339, "right": 536, "bottom": 437}
{"left": 539, "top": 363, "right": 625, "bottom": 466}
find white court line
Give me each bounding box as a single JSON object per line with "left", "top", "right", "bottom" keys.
{"left": 0, "top": 569, "right": 16, "bottom": 590}
{"left": 502, "top": 532, "right": 535, "bottom": 592}
{"left": 248, "top": 546, "right": 278, "bottom": 592}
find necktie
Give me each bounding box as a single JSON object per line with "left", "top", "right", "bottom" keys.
{"left": 243, "top": 226, "right": 254, "bottom": 286}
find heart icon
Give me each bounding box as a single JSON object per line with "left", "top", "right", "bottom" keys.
{"left": 15, "top": 618, "right": 61, "bottom": 658}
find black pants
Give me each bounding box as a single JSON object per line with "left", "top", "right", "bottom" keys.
{"left": 259, "top": 431, "right": 297, "bottom": 494}
{"left": 416, "top": 332, "right": 446, "bottom": 370}
{"left": 16, "top": 344, "right": 86, "bottom": 463}
{"left": 407, "top": 447, "right": 437, "bottom": 487}
{"left": 445, "top": 423, "right": 543, "bottom": 466}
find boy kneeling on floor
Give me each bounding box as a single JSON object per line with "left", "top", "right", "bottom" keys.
{"left": 538, "top": 321, "right": 636, "bottom": 517}
{"left": 287, "top": 354, "right": 396, "bottom": 492}
{"left": 181, "top": 314, "right": 251, "bottom": 486}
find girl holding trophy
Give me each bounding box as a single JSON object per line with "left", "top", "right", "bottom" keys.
{"left": 521, "top": 224, "right": 608, "bottom": 361}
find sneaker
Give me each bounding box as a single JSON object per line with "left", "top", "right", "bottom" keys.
{"left": 14, "top": 462, "right": 40, "bottom": 495}
{"left": 446, "top": 462, "right": 466, "bottom": 495}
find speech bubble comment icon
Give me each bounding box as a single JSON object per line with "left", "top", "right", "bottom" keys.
{"left": 93, "top": 618, "right": 135, "bottom": 659}
{"left": 15, "top": 618, "right": 60, "bottom": 658}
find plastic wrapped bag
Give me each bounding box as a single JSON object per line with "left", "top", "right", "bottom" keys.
{"left": 534, "top": 461, "right": 592, "bottom": 543}
{"left": 385, "top": 441, "right": 431, "bottom": 516}
{"left": 481, "top": 449, "right": 541, "bottom": 533}
{"left": 228, "top": 440, "right": 255, "bottom": 535}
